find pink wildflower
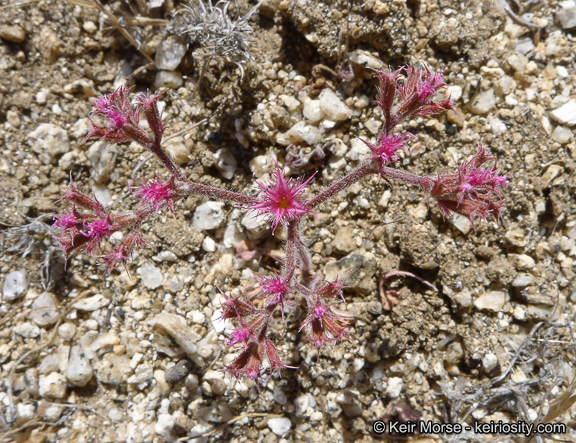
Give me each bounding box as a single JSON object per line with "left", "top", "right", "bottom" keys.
{"left": 361, "top": 132, "right": 415, "bottom": 178}
{"left": 246, "top": 163, "right": 316, "bottom": 233}
{"left": 301, "top": 295, "right": 349, "bottom": 350}
{"left": 422, "top": 144, "right": 508, "bottom": 228}
{"left": 260, "top": 274, "right": 291, "bottom": 317}
{"left": 133, "top": 174, "right": 177, "bottom": 215}
{"left": 225, "top": 342, "right": 264, "bottom": 383}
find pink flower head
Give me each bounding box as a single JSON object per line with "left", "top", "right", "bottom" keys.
{"left": 86, "top": 86, "right": 153, "bottom": 148}
{"left": 133, "top": 174, "right": 177, "bottom": 215}
{"left": 263, "top": 337, "right": 296, "bottom": 377}
{"left": 422, "top": 144, "right": 508, "bottom": 229}
{"left": 260, "top": 273, "right": 291, "bottom": 317}
{"left": 101, "top": 230, "right": 145, "bottom": 274}
{"left": 361, "top": 132, "right": 415, "bottom": 178}
{"left": 226, "top": 327, "right": 252, "bottom": 348}
{"left": 225, "top": 342, "right": 264, "bottom": 383}
{"left": 301, "top": 296, "right": 349, "bottom": 351}
{"left": 316, "top": 277, "right": 348, "bottom": 301}
{"left": 373, "top": 65, "right": 453, "bottom": 133}
{"left": 79, "top": 215, "right": 116, "bottom": 258}
{"left": 137, "top": 90, "right": 165, "bottom": 138}
{"left": 246, "top": 162, "right": 316, "bottom": 233}
{"left": 56, "top": 174, "right": 105, "bottom": 215}
{"left": 218, "top": 289, "right": 258, "bottom": 320}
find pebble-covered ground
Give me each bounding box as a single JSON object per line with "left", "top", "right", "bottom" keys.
{"left": 1, "top": 0, "right": 576, "bottom": 442}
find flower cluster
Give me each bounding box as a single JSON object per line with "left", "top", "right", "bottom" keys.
{"left": 52, "top": 64, "right": 509, "bottom": 386}
{"left": 421, "top": 144, "right": 508, "bottom": 227}
{"left": 219, "top": 290, "right": 292, "bottom": 383}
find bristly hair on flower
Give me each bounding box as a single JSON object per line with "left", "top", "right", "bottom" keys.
{"left": 246, "top": 161, "right": 316, "bottom": 233}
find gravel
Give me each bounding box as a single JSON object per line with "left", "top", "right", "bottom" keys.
{"left": 2, "top": 270, "right": 29, "bottom": 301}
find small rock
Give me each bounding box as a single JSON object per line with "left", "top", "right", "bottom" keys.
{"left": 72, "top": 294, "right": 110, "bottom": 311}
{"left": 16, "top": 403, "right": 35, "bottom": 425}
{"left": 452, "top": 290, "right": 472, "bottom": 307}
{"left": 279, "top": 94, "right": 301, "bottom": 111}
{"left": 0, "top": 25, "right": 26, "bottom": 43}
{"left": 127, "top": 364, "right": 154, "bottom": 384}
{"left": 541, "top": 165, "right": 563, "bottom": 189}
{"left": 92, "top": 185, "right": 113, "bottom": 208}
{"left": 39, "top": 372, "right": 67, "bottom": 399}
{"left": 156, "top": 413, "right": 175, "bottom": 438}
{"left": 30, "top": 292, "right": 60, "bottom": 326}
{"left": 277, "top": 121, "right": 322, "bottom": 145}
{"left": 496, "top": 75, "right": 516, "bottom": 96}
{"left": 83, "top": 21, "right": 97, "bottom": 34}
{"left": 507, "top": 52, "right": 528, "bottom": 73}
{"left": 44, "top": 404, "right": 64, "bottom": 422}
{"left": 65, "top": 346, "right": 93, "bottom": 387}
{"left": 2, "top": 270, "right": 29, "bottom": 301}
{"left": 488, "top": 117, "right": 507, "bottom": 134}
{"left": 550, "top": 100, "right": 576, "bottom": 126}
{"left": 365, "top": 117, "right": 382, "bottom": 134}
{"left": 13, "top": 322, "right": 41, "bottom": 338}
{"left": 347, "top": 138, "right": 371, "bottom": 161}
{"left": 192, "top": 202, "right": 226, "bottom": 230}
{"left": 327, "top": 138, "right": 348, "bottom": 157}
{"left": 551, "top": 126, "right": 573, "bottom": 144}
{"left": 451, "top": 215, "right": 472, "bottom": 235}
{"left": 385, "top": 377, "right": 403, "bottom": 398}
{"left": 27, "top": 123, "right": 70, "bottom": 164}
{"left": 249, "top": 154, "right": 276, "bottom": 177}
{"left": 39, "top": 354, "right": 60, "bottom": 374}
{"left": 241, "top": 212, "right": 270, "bottom": 240}
{"left": 223, "top": 222, "right": 245, "bottom": 248}
{"left": 202, "top": 236, "right": 217, "bottom": 252}
{"left": 483, "top": 353, "right": 498, "bottom": 372}
{"left": 302, "top": 97, "right": 324, "bottom": 123}
{"left": 36, "top": 90, "right": 48, "bottom": 105}
{"left": 165, "top": 137, "right": 190, "bottom": 165}
{"left": 446, "top": 342, "right": 464, "bottom": 365}
{"left": 153, "top": 71, "right": 183, "bottom": 89}
{"left": 149, "top": 312, "right": 201, "bottom": 356}
{"left": 86, "top": 141, "right": 117, "bottom": 184}
{"left": 97, "top": 354, "right": 131, "bottom": 385}
{"left": 319, "top": 89, "right": 352, "bottom": 122}
{"left": 333, "top": 226, "right": 356, "bottom": 253}
{"left": 268, "top": 417, "right": 292, "bottom": 437}
{"left": 446, "top": 85, "right": 463, "bottom": 102}
{"left": 469, "top": 89, "right": 497, "bottom": 115}
{"left": 158, "top": 251, "right": 178, "bottom": 262}
{"left": 508, "top": 254, "right": 535, "bottom": 271}
{"left": 165, "top": 359, "right": 193, "bottom": 382}
{"left": 6, "top": 110, "right": 21, "bottom": 128}
{"left": 63, "top": 79, "right": 97, "bottom": 96}
{"left": 556, "top": 0, "right": 576, "bottom": 29}
{"left": 214, "top": 148, "right": 237, "bottom": 180}
{"left": 273, "top": 386, "right": 287, "bottom": 405}
{"left": 155, "top": 36, "right": 186, "bottom": 71}
{"left": 138, "top": 263, "right": 163, "bottom": 289}
{"left": 294, "top": 394, "right": 309, "bottom": 416}
{"left": 348, "top": 50, "right": 385, "bottom": 70}
{"left": 474, "top": 291, "right": 509, "bottom": 312}
{"left": 512, "top": 274, "right": 533, "bottom": 287}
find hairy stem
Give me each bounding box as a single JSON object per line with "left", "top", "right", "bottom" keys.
{"left": 305, "top": 161, "right": 376, "bottom": 210}
{"left": 380, "top": 167, "right": 430, "bottom": 188}
{"left": 178, "top": 181, "right": 257, "bottom": 205}
{"left": 284, "top": 221, "right": 297, "bottom": 284}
